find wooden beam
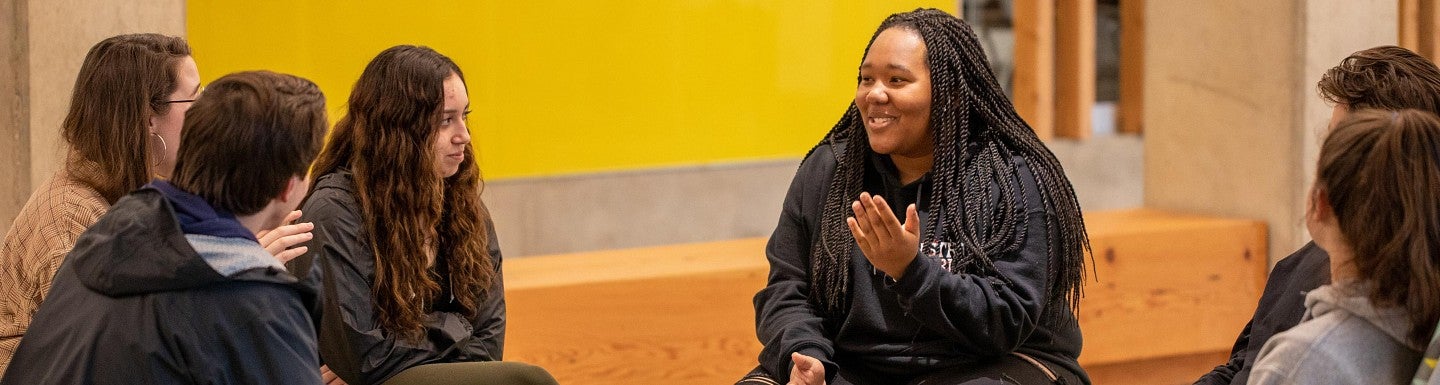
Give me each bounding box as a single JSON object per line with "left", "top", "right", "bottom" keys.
{"left": 1055, "top": 0, "right": 1096, "bottom": 140}
{"left": 1118, "top": 0, "right": 1144, "bottom": 135}
{"left": 1400, "top": 0, "right": 1420, "bottom": 52}
{"left": 1013, "top": 0, "right": 1056, "bottom": 140}
{"left": 1424, "top": 0, "right": 1440, "bottom": 62}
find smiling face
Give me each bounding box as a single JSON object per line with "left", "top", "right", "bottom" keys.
{"left": 856, "top": 27, "right": 934, "bottom": 159}
{"left": 433, "top": 73, "right": 471, "bottom": 178}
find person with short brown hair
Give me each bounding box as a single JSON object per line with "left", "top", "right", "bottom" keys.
{"left": 0, "top": 70, "right": 329, "bottom": 385}
{"left": 1196, "top": 45, "right": 1440, "bottom": 385}
{"left": 0, "top": 34, "right": 315, "bottom": 374}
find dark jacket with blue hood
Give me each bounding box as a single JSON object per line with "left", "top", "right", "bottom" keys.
{"left": 0, "top": 181, "right": 319, "bottom": 385}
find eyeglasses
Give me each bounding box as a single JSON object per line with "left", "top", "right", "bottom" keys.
{"left": 165, "top": 86, "right": 204, "bottom": 104}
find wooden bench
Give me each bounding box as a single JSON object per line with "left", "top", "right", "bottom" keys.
{"left": 504, "top": 209, "right": 1268, "bottom": 385}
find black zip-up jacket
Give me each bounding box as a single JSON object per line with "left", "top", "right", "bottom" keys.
{"left": 0, "top": 184, "right": 319, "bottom": 385}
{"left": 753, "top": 138, "right": 1087, "bottom": 384}
{"left": 287, "top": 170, "right": 506, "bottom": 385}
{"left": 1193, "top": 242, "right": 1330, "bottom": 385}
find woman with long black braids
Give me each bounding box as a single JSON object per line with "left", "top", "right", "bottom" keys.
{"left": 743, "top": 9, "right": 1090, "bottom": 385}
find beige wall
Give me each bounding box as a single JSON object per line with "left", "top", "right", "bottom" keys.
{"left": 1144, "top": 0, "right": 1397, "bottom": 264}
{"left": 0, "top": 0, "right": 184, "bottom": 236}
{"left": 26, "top": 0, "right": 186, "bottom": 188}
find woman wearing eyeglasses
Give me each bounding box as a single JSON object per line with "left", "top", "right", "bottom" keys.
{"left": 0, "top": 33, "right": 310, "bottom": 374}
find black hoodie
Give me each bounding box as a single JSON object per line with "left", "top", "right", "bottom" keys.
{"left": 286, "top": 170, "right": 506, "bottom": 385}
{"left": 752, "top": 138, "right": 1087, "bottom": 384}
{"left": 0, "top": 182, "right": 319, "bottom": 385}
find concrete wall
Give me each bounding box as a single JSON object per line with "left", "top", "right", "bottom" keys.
{"left": 26, "top": 1, "right": 186, "bottom": 189}
{"left": 486, "top": 135, "right": 1143, "bottom": 257}
{"left": 0, "top": 0, "right": 29, "bottom": 237}
{"left": 0, "top": 0, "right": 184, "bottom": 236}
{"left": 1144, "top": 0, "right": 1396, "bottom": 264}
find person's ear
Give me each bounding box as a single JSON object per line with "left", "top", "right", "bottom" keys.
{"left": 1311, "top": 187, "right": 1334, "bottom": 222}
{"left": 278, "top": 177, "right": 300, "bottom": 203}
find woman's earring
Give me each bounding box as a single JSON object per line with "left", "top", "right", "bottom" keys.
{"left": 149, "top": 132, "right": 166, "bottom": 167}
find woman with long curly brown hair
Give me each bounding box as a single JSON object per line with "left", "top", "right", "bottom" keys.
{"left": 289, "top": 45, "right": 555, "bottom": 385}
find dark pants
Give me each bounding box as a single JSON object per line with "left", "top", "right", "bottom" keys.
{"left": 739, "top": 354, "right": 1081, "bottom": 385}
{"left": 382, "top": 361, "right": 559, "bottom": 385}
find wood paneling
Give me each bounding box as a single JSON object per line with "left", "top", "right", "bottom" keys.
{"left": 1401, "top": 0, "right": 1440, "bottom": 61}
{"left": 1055, "top": 0, "right": 1096, "bottom": 140}
{"left": 1118, "top": 0, "right": 1145, "bottom": 135}
{"left": 1013, "top": 0, "right": 1056, "bottom": 140}
{"left": 1078, "top": 209, "right": 1268, "bottom": 365}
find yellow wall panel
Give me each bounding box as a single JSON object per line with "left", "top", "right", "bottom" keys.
{"left": 188, "top": 1, "right": 956, "bottom": 179}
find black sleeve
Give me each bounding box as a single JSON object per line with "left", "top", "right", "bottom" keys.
{"left": 301, "top": 191, "right": 475, "bottom": 385}
{"left": 1194, "top": 321, "right": 1249, "bottom": 385}
{"left": 880, "top": 158, "right": 1050, "bottom": 356}
{"left": 753, "top": 145, "right": 839, "bottom": 383}
{"left": 453, "top": 217, "right": 505, "bottom": 361}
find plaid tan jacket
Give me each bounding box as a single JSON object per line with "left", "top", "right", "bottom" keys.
{"left": 0, "top": 171, "right": 108, "bottom": 374}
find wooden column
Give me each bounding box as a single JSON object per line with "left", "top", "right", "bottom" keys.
{"left": 1425, "top": 0, "right": 1440, "bottom": 60}
{"left": 1013, "top": 0, "right": 1055, "bottom": 140}
{"left": 1055, "top": 0, "right": 1095, "bottom": 140}
{"left": 1402, "top": 0, "right": 1440, "bottom": 61}
{"left": 1118, "top": 0, "right": 1144, "bottom": 135}
{"left": 1400, "top": 0, "right": 1419, "bottom": 51}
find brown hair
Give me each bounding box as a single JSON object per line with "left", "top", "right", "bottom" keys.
{"left": 169, "top": 71, "right": 327, "bottom": 215}
{"left": 1317, "top": 108, "right": 1440, "bottom": 346}
{"left": 1318, "top": 46, "right": 1440, "bottom": 114}
{"left": 310, "top": 45, "right": 493, "bottom": 339}
{"left": 62, "top": 33, "right": 191, "bottom": 203}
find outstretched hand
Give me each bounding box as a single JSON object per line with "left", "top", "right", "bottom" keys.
{"left": 256, "top": 210, "right": 314, "bottom": 263}
{"left": 789, "top": 352, "right": 827, "bottom": 385}
{"left": 846, "top": 192, "right": 920, "bottom": 279}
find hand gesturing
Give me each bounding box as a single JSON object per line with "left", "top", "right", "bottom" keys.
{"left": 845, "top": 192, "right": 920, "bottom": 280}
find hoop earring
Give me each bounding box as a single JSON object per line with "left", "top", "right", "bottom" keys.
{"left": 150, "top": 132, "right": 166, "bottom": 168}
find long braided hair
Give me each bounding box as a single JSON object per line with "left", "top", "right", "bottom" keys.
{"left": 310, "top": 45, "right": 495, "bottom": 341}
{"left": 809, "top": 9, "right": 1090, "bottom": 320}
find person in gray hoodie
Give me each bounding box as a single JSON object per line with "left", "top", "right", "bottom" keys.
{"left": 1197, "top": 45, "right": 1440, "bottom": 385}
{"left": 1248, "top": 109, "right": 1440, "bottom": 385}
